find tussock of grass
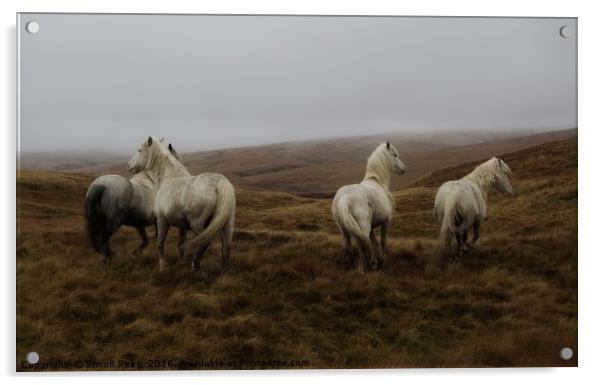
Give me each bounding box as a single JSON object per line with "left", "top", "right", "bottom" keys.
{"left": 16, "top": 137, "right": 577, "bottom": 369}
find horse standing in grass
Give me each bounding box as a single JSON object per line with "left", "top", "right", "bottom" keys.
{"left": 128, "top": 137, "right": 236, "bottom": 272}
{"left": 83, "top": 140, "right": 184, "bottom": 263}
{"left": 434, "top": 157, "right": 513, "bottom": 261}
{"left": 332, "top": 142, "right": 407, "bottom": 273}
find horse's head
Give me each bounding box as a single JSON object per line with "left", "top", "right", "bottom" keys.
{"left": 385, "top": 142, "right": 407, "bottom": 175}
{"left": 128, "top": 137, "right": 152, "bottom": 173}
{"left": 492, "top": 157, "right": 513, "bottom": 195}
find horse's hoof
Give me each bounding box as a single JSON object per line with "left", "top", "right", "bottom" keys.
{"left": 370, "top": 259, "right": 379, "bottom": 271}
{"left": 370, "top": 258, "right": 384, "bottom": 270}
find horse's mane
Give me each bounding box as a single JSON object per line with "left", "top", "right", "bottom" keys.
{"left": 364, "top": 143, "right": 393, "bottom": 188}
{"left": 145, "top": 138, "right": 190, "bottom": 180}
{"left": 464, "top": 157, "right": 510, "bottom": 189}
{"left": 362, "top": 143, "right": 397, "bottom": 205}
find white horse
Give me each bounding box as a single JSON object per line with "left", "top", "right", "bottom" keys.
{"left": 83, "top": 140, "right": 183, "bottom": 263}
{"left": 332, "top": 142, "right": 407, "bottom": 273}
{"left": 128, "top": 137, "right": 236, "bottom": 272}
{"left": 434, "top": 157, "right": 513, "bottom": 261}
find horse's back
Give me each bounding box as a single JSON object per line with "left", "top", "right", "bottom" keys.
{"left": 88, "top": 174, "right": 128, "bottom": 191}
{"left": 87, "top": 175, "right": 131, "bottom": 210}
{"left": 156, "top": 172, "right": 234, "bottom": 227}
{"left": 361, "top": 179, "right": 394, "bottom": 225}
{"left": 332, "top": 181, "right": 391, "bottom": 227}
{"left": 333, "top": 184, "right": 367, "bottom": 210}
{"left": 123, "top": 174, "right": 156, "bottom": 226}
{"left": 187, "top": 173, "right": 231, "bottom": 208}
{"left": 333, "top": 183, "right": 360, "bottom": 198}
{"left": 190, "top": 172, "right": 232, "bottom": 190}
{"left": 158, "top": 172, "right": 229, "bottom": 193}
{"left": 434, "top": 180, "right": 483, "bottom": 225}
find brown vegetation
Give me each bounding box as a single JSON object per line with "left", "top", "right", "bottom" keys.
{"left": 16, "top": 135, "right": 577, "bottom": 370}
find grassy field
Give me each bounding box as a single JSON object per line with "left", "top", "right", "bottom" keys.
{"left": 16, "top": 136, "right": 577, "bottom": 370}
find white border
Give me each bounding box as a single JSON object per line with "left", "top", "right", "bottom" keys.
{"left": 3, "top": 1, "right": 600, "bottom": 384}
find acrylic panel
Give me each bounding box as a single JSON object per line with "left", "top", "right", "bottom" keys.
{"left": 17, "top": 13, "right": 577, "bottom": 371}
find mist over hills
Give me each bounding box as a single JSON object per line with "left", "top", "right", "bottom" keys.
{"left": 19, "top": 128, "right": 576, "bottom": 197}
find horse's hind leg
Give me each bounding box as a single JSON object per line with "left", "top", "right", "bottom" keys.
{"left": 380, "top": 220, "right": 389, "bottom": 260}
{"left": 219, "top": 218, "right": 234, "bottom": 273}
{"left": 469, "top": 220, "right": 481, "bottom": 249}
{"left": 157, "top": 217, "right": 169, "bottom": 271}
{"left": 354, "top": 216, "right": 373, "bottom": 274}
{"left": 357, "top": 239, "right": 373, "bottom": 274}
{"left": 462, "top": 231, "right": 469, "bottom": 250}
{"left": 356, "top": 227, "right": 373, "bottom": 274}
{"left": 100, "top": 222, "right": 120, "bottom": 263}
{"left": 453, "top": 232, "right": 463, "bottom": 262}
{"left": 188, "top": 206, "right": 215, "bottom": 270}
{"left": 191, "top": 244, "right": 210, "bottom": 270}
{"left": 437, "top": 232, "right": 449, "bottom": 265}
{"left": 133, "top": 226, "right": 149, "bottom": 257}
{"left": 177, "top": 227, "right": 187, "bottom": 260}
{"left": 369, "top": 229, "right": 381, "bottom": 270}
{"left": 100, "top": 238, "right": 114, "bottom": 264}
{"left": 340, "top": 228, "right": 354, "bottom": 264}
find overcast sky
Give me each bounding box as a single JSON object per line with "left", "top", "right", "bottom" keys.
{"left": 18, "top": 14, "right": 577, "bottom": 153}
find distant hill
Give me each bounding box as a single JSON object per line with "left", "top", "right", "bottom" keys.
{"left": 18, "top": 151, "right": 128, "bottom": 172}
{"left": 19, "top": 128, "right": 576, "bottom": 198}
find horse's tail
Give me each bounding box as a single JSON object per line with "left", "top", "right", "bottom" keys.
{"left": 335, "top": 195, "right": 371, "bottom": 251}
{"left": 438, "top": 195, "right": 463, "bottom": 250}
{"left": 185, "top": 178, "right": 236, "bottom": 254}
{"left": 83, "top": 184, "right": 107, "bottom": 253}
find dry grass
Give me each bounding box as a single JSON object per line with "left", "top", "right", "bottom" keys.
{"left": 16, "top": 136, "right": 577, "bottom": 370}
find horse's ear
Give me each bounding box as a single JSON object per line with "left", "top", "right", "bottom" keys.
{"left": 386, "top": 141, "right": 390, "bottom": 150}
{"left": 147, "top": 137, "right": 153, "bottom": 146}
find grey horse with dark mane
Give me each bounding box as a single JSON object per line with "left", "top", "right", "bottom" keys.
{"left": 83, "top": 140, "right": 184, "bottom": 262}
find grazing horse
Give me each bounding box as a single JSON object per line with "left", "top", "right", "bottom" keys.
{"left": 332, "top": 142, "right": 407, "bottom": 273}
{"left": 83, "top": 140, "right": 183, "bottom": 263}
{"left": 128, "top": 137, "right": 236, "bottom": 272}
{"left": 434, "top": 157, "right": 513, "bottom": 261}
